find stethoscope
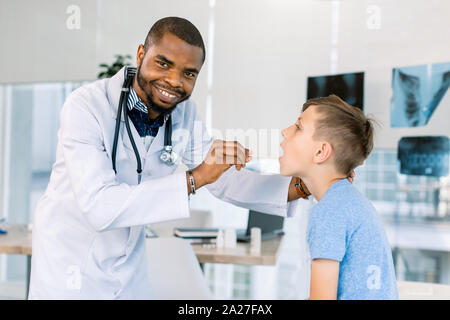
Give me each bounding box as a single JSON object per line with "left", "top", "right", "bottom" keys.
{"left": 111, "top": 66, "right": 178, "bottom": 184}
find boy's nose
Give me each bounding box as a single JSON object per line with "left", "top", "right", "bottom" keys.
{"left": 281, "top": 128, "right": 288, "bottom": 138}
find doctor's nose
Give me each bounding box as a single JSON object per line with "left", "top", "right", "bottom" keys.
{"left": 164, "top": 71, "right": 183, "bottom": 88}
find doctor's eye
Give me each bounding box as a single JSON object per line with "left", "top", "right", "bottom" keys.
{"left": 156, "top": 60, "right": 168, "bottom": 68}
{"left": 184, "top": 72, "right": 196, "bottom": 79}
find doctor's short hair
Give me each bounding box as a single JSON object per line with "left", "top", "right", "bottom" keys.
{"left": 302, "top": 95, "right": 376, "bottom": 176}
{"left": 144, "top": 16, "right": 206, "bottom": 63}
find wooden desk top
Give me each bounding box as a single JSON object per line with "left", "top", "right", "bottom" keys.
{"left": 0, "top": 224, "right": 32, "bottom": 255}
{"left": 192, "top": 236, "right": 283, "bottom": 266}
{"left": 0, "top": 224, "right": 284, "bottom": 266}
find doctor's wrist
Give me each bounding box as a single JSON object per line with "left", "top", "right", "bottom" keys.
{"left": 289, "top": 177, "right": 311, "bottom": 201}
{"left": 186, "top": 168, "right": 207, "bottom": 195}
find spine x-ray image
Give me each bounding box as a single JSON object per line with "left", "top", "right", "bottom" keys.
{"left": 398, "top": 136, "right": 449, "bottom": 177}
{"left": 391, "top": 62, "right": 450, "bottom": 128}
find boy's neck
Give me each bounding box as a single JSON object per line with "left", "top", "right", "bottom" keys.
{"left": 302, "top": 171, "right": 347, "bottom": 202}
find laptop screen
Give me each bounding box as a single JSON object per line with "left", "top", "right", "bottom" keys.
{"left": 245, "top": 210, "right": 284, "bottom": 235}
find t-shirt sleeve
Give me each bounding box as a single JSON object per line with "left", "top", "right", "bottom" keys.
{"left": 307, "top": 204, "right": 347, "bottom": 262}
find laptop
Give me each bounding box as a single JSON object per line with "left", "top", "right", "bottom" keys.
{"left": 236, "top": 210, "right": 285, "bottom": 242}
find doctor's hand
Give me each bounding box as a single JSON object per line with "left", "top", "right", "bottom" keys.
{"left": 348, "top": 170, "right": 356, "bottom": 184}
{"left": 188, "top": 140, "right": 252, "bottom": 192}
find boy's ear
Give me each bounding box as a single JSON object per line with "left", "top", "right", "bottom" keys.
{"left": 313, "top": 141, "right": 333, "bottom": 164}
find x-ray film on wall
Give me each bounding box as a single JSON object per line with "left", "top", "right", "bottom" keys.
{"left": 398, "top": 136, "right": 449, "bottom": 177}
{"left": 307, "top": 72, "right": 364, "bottom": 110}
{"left": 390, "top": 62, "right": 450, "bottom": 128}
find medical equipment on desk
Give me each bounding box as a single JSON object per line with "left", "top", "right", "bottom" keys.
{"left": 111, "top": 66, "right": 178, "bottom": 184}
{"left": 216, "top": 229, "right": 224, "bottom": 249}
{"left": 224, "top": 228, "right": 237, "bottom": 248}
{"left": 0, "top": 217, "right": 8, "bottom": 235}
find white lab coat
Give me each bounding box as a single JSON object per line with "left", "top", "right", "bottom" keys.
{"left": 29, "top": 67, "right": 299, "bottom": 299}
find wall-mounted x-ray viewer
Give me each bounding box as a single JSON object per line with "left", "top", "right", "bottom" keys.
{"left": 390, "top": 62, "right": 450, "bottom": 128}
{"left": 307, "top": 71, "right": 364, "bottom": 110}
{"left": 398, "top": 136, "right": 449, "bottom": 177}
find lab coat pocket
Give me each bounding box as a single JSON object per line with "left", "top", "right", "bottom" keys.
{"left": 125, "top": 226, "right": 143, "bottom": 256}
{"left": 111, "top": 225, "right": 143, "bottom": 269}
{"left": 92, "top": 228, "right": 129, "bottom": 271}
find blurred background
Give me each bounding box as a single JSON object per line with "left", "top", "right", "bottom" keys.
{"left": 0, "top": 0, "right": 449, "bottom": 299}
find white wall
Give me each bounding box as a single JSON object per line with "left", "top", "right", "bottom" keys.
{"left": 0, "top": 0, "right": 211, "bottom": 119}
{"left": 0, "top": 87, "right": 4, "bottom": 218}
{"left": 1, "top": 0, "right": 449, "bottom": 152}
{"left": 210, "top": 0, "right": 450, "bottom": 151}
{"left": 337, "top": 0, "right": 450, "bottom": 149}
{"left": 0, "top": 0, "right": 98, "bottom": 83}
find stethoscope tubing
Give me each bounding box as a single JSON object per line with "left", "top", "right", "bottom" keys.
{"left": 123, "top": 86, "right": 143, "bottom": 175}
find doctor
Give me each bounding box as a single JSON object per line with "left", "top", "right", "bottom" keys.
{"left": 29, "top": 17, "right": 309, "bottom": 299}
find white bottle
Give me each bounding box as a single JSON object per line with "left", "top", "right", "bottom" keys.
{"left": 250, "top": 227, "right": 261, "bottom": 255}
{"left": 224, "top": 228, "right": 237, "bottom": 248}
{"left": 216, "top": 229, "right": 224, "bottom": 249}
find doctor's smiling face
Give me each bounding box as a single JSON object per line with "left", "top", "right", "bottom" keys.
{"left": 132, "top": 17, "right": 205, "bottom": 119}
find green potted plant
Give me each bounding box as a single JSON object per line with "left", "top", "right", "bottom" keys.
{"left": 98, "top": 54, "right": 133, "bottom": 79}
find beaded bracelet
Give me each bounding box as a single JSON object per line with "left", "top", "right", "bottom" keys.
{"left": 188, "top": 170, "right": 196, "bottom": 195}
{"left": 294, "top": 177, "right": 310, "bottom": 199}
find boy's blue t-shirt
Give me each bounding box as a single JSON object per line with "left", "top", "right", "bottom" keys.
{"left": 307, "top": 179, "right": 398, "bottom": 300}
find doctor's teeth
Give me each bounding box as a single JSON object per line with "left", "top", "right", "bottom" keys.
{"left": 160, "top": 89, "right": 176, "bottom": 98}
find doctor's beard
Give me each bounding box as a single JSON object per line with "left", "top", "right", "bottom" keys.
{"left": 136, "top": 65, "right": 191, "bottom": 116}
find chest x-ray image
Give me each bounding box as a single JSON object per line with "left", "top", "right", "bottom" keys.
{"left": 307, "top": 72, "right": 364, "bottom": 110}
{"left": 391, "top": 62, "right": 450, "bottom": 128}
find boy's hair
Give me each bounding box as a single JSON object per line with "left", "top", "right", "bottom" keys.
{"left": 302, "top": 95, "right": 375, "bottom": 175}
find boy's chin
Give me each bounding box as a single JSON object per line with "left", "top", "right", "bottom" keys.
{"left": 280, "top": 166, "right": 304, "bottom": 178}
{"left": 279, "top": 166, "right": 295, "bottom": 177}
{"left": 279, "top": 159, "right": 301, "bottom": 177}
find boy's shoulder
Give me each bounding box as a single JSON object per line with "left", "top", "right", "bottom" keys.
{"left": 311, "top": 179, "right": 375, "bottom": 220}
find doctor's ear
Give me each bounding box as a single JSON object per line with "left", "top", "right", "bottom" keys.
{"left": 313, "top": 141, "right": 333, "bottom": 164}
{"left": 136, "top": 44, "right": 145, "bottom": 67}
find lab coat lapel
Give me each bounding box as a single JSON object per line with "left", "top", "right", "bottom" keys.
{"left": 122, "top": 119, "right": 146, "bottom": 165}
{"left": 106, "top": 67, "right": 145, "bottom": 162}
{"left": 106, "top": 67, "right": 126, "bottom": 120}
{"left": 146, "top": 121, "right": 165, "bottom": 156}
{"left": 146, "top": 107, "right": 182, "bottom": 157}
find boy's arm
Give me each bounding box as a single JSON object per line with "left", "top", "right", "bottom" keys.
{"left": 309, "top": 259, "right": 340, "bottom": 300}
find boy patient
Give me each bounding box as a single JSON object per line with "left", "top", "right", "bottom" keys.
{"left": 279, "top": 95, "right": 398, "bottom": 300}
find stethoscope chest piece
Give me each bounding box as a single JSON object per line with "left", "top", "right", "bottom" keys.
{"left": 160, "top": 145, "right": 178, "bottom": 165}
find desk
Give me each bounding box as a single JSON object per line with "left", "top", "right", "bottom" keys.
{"left": 0, "top": 224, "right": 284, "bottom": 299}
{"left": 0, "top": 224, "right": 32, "bottom": 298}
{"left": 192, "top": 236, "right": 283, "bottom": 266}
{"left": 0, "top": 224, "right": 284, "bottom": 266}
{"left": 0, "top": 224, "right": 32, "bottom": 255}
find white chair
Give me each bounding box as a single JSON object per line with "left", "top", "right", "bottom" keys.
{"left": 149, "top": 209, "right": 212, "bottom": 237}
{"left": 145, "top": 237, "right": 213, "bottom": 300}
{"left": 397, "top": 281, "right": 450, "bottom": 300}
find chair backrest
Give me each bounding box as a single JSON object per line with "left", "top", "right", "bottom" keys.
{"left": 149, "top": 210, "right": 212, "bottom": 237}
{"left": 145, "top": 237, "right": 213, "bottom": 300}
{"left": 397, "top": 281, "right": 450, "bottom": 300}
